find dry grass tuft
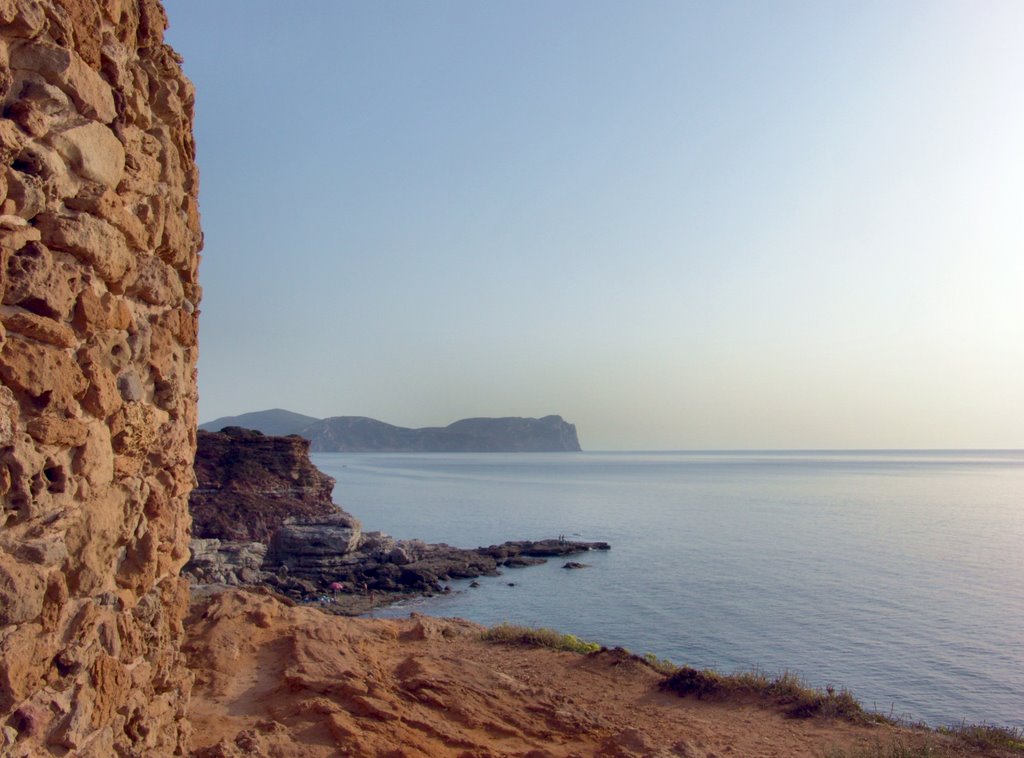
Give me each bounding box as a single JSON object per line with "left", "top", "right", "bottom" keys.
{"left": 823, "top": 740, "right": 950, "bottom": 758}
{"left": 938, "top": 722, "right": 1024, "bottom": 753}
{"left": 482, "top": 623, "right": 601, "bottom": 654}
{"left": 660, "top": 666, "right": 868, "bottom": 721}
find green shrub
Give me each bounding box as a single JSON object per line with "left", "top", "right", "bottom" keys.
{"left": 641, "top": 652, "right": 678, "bottom": 675}
{"left": 482, "top": 623, "right": 601, "bottom": 654}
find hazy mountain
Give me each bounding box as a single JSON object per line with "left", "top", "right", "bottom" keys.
{"left": 199, "top": 408, "right": 320, "bottom": 437}
{"left": 200, "top": 410, "right": 582, "bottom": 452}
{"left": 303, "top": 415, "right": 581, "bottom": 452}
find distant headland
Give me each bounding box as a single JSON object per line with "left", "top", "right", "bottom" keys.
{"left": 199, "top": 409, "right": 583, "bottom": 452}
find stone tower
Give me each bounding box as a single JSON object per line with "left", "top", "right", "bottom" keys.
{"left": 0, "top": 1, "right": 201, "bottom": 753}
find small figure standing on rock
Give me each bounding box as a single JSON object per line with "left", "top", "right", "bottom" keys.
{"left": 558, "top": 534, "right": 566, "bottom": 545}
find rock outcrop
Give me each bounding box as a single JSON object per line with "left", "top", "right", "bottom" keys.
{"left": 264, "top": 511, "right": 362, "bottom": 576}
{"left": 186, "top": 538, "right": 266, "bottom": 586}
{"left": 185, "top": 427, "right": 607, "bottom": 601}
{"left": 203, "top": 410, "right": 583, "bottom": 452}
{"left": 0, "top": 2, "right": 201, "bottom": 755}
{"left": 265, "top": 532, "right": 609, "bottom": 597}
{"left": 190, "top": 427, "right": 340, "bottom": 543}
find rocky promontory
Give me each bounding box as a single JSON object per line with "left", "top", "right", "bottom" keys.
{"left": 184, "top": 427, "right": 607, "bottom": 604}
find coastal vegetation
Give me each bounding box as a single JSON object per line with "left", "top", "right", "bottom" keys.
{"left": 938, "top": 723, "right": 1024, "bottom": 753}
{"left": 660, "top": 666, "right": 869, "bottom": 721}
{"left": 481, "top": 623, "right": 868, "bottom": 721}
{"left": 824, "top": 742, "right": 952, "bottom": 757}
{"left": 642, "top": 651, "right": 679, "bottom": 675}
{"left": 482, "top": 622, "right": 602, "bottom": 654}
{"left": 824, "top": 722, "right": 1024, "bottom": 758}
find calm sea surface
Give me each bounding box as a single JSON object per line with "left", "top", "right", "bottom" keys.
{"left": 311, "top": 450, "right": 1024, "bottom": 729}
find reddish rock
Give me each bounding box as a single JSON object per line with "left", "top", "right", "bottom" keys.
{"left": 191, "top": 428, "right": 340, "bottom": 543}
{"left": 2, "top": 241, "right": 81, "bottom": 320}
{"left": 2, "top": 309, "right": 78, "bottom": 347}
{"left": 26, "top": 415, "right": 88, "bottom": 446}
{"left": 36, "top": 211, "right": 134, "bottom": 284}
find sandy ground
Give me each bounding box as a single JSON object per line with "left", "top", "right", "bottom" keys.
{"left": 184, "top": 590, "right": 1000, "bottom": 757}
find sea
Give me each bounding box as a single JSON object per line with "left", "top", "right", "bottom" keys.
{"left": 311, "top": 450, "right": 1024, "bottom": 730}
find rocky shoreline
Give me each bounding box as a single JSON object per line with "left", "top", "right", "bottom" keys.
{"left": 185, "top": 427, "right": 608, "bottom": 612}
{"left": 188, "top": 532, "right": 610, "bottom": 613}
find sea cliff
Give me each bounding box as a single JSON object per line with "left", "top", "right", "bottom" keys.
{"left": 190, "top": 427, "right": 338, "bottom": 543}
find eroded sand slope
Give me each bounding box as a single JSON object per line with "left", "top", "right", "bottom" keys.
{"left": 185, "top": 590, "right": 996, "bottom": 758}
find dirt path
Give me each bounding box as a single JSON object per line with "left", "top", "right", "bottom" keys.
{"left": 184, "top": 590, "right": 996, "bottom": 757}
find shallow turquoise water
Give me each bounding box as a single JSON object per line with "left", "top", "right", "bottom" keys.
{"left": 311, "top": 450, "right": 1024, "bottom": 728}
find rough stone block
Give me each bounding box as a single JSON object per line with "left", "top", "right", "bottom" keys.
{"left": 0, "top": 223, "right": 41, "bottom": 250}
{"left": 9, "top": 40, "right": 116, "bottom": 123}
{"left": 49, "top": 122, "right": 126, "bottom": 188}
{"left": 0, "top": 623, "right": 51, "bottom": 712}
{"left": 128, "top": 255, "right": 183, "bottom": 306}
{"left": 2, "top": 242, "right": 80, "bottom": 320}
{"left": 0, "top": 334, "right": 86, "bottom": 410}
{"left": 2, "top": 309, "right": 77, "bottom": 347}
{"left": 5, "top": 99, "right": 49, "bottom": 137}
{"left": 0, "top": 553, "right": 46, "bottom": 625}
{"left": 81, "top": 359, "right": 120, "bottom": 418}
{"left": 4, "top": 167, "right": 45, "bottom": 220}
{"left": 0, "top": 0, "right": 46, "bottom": 38}
{"left": 0, "top": 119, "right": 26, "bottom": 165}
{"left": 27, "top": 415, "right": 87, "bottom": 446}
{"left": 73, "top": 420, "right": 114, "bottom": 488}
{"left": 0, "top": 384, "right": 16, "bottom": 445}
{"left": 65, "top": 185, "right": 148, "bottom": 249}
{"left": 14, "top": 140, "right": 81, "bottom": 198}
{"left": 36, "top": 211, "right": 132, "bottom": 283}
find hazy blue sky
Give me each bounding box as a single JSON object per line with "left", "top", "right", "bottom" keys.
{"left": 165, "top": 1, "right": 1023, "bottom": 450}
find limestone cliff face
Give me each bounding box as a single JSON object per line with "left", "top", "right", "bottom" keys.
{"left": 0, "top": 1, "right": 201, "bottom": 755}
{"left": 190, "top": 428, "right": 339, "bottom": 544}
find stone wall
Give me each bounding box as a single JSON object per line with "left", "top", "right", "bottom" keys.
{"left": 0, "top": 1, "right": 200, "bottom": 754}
